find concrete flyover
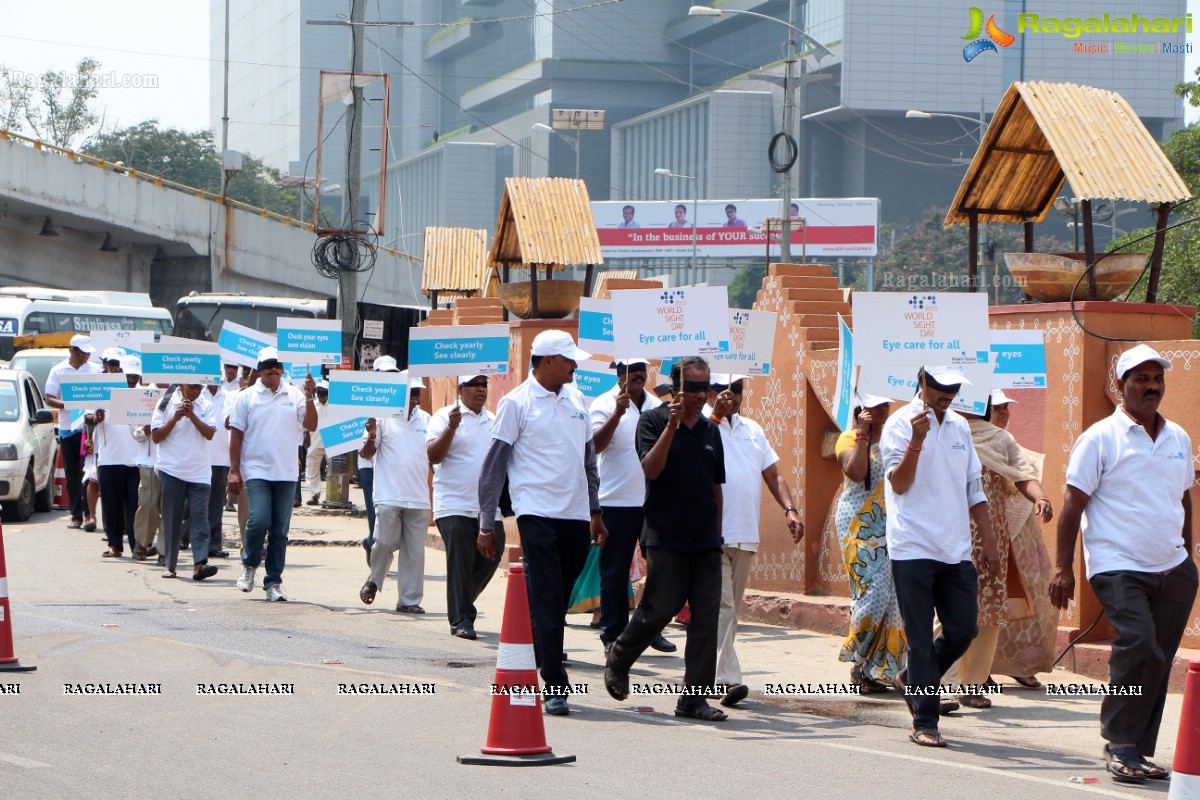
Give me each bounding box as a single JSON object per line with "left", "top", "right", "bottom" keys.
{"left": 0, "top": 130, "right": 423, "bottom": 311}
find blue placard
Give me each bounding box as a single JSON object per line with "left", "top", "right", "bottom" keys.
{"left": 58, "top": 374, "right": 128, "bottom": 408}
{"left": 573, "top": 364, "right": 619, "bottom": 400}
{"left": 578, "top": 309, "right": 613, "bottom": 344}
{"left": 833, "top": 316, "right": 854, "bottom": 431}
{"left": 282, "top": 362, "right": 313, "bottom": 382}
{"left": 991, "top": 343, "right": 1047, "bottom": 374}
{"left": 277, "top": 319, "right": 342, "bottom": 364}
{"left": 408, "top": 338, "right": 508, "bottom": 368}
{"left": 140, "top": 350, "right": 223, "bottom": 382}
{"left": 218, "top": 322, "right": 273, "bottom": 368}
{"left": 318, "top": 415, "right": 369, "bottom": 457}
{"left": 327, "top": 373, "right": 408, "bottom": 413}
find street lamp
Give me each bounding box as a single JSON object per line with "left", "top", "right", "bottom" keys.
{"left": 532, "top": 122, "right": 581, "bottom": 179}
{"left": 689, "top": 3, "right": 832, "bottom": 264}
{"left": 655, "top": 167, "right": 699, "bottom": 286}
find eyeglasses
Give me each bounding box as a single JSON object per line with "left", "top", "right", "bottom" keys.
{"left": 461, "top": 380, "right": 489, "bottom": 389}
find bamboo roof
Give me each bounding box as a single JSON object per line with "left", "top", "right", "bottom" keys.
{"left": 488, "top": 177, "right": 604, "bottom": 268}
{"left": 945, "top": 81, "right": 1190, "bottom": 226}
{"left": 591, "top": 269, "right": 638, "bottom": 297}
{"left": 421, "top": 227, "right": 489, "bottom": 297}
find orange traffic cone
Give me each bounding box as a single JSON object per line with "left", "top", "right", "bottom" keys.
{"left": 0, "top": 523, "right": 36, "bottom": 672}
{"left": 51, "top": 446, "right": 69, "bottom": 511}
{"left": 457, "top": 562, "right": 574, "bottom": 767}
{"left": 1168, "top": 661, "right": 1200, "bottom": 799}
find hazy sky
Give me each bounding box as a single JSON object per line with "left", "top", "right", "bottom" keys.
{"left": 0, "top": 0, "right": 1197, "bottom": 139}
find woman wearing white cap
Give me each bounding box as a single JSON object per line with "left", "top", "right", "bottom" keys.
{"left": 833, "top": 393, "right": 906, "bottom": 692}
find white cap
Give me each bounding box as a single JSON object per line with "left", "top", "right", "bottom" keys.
{"left": 256, "top": 346, "right": 281, "bottom": 368}
{"left": 530, "top": 330, "right": 590, "bottom": 361}
{"left": 990, "top": 388, "right": 1017, "bottom": 406}
{"left": 398, "top": 369, "right": 425, "bottom": 390}
{"left": 1115, "top": 344, "right": 1172, "bottom": 378}
{"left": 373, "top": 355, "right": 399, "bottom": 372}
{"left": 711, "top": 373, "right": 750, "bottom": 386}
{"left": 613, "top": 358, "right": 650, "bottom": 368}
{"left": 120, "top": 355, "right": 142, "bottom": 375}
{"left": 315, "top": 380, "right": 329, "bottom": 390}
{"left": 101, "top": 346, "right": 127, "bottom": 362}
{"left": 457, "top": 374, "right": 487, "bottom": 385}
{"left": 70, "top": 334, "right": 95, "bottom": 354}
{"left": 922, "top": 366, "right": 972, "bottom": 386}
{"left": 857, "top": 393, "right": 893, "bottom": 409}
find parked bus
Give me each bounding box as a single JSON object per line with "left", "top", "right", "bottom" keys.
{"left": 0, "top": 287, "right": 173, "bottom": 361}
{"left": 173, "top": 293, "right": 329, "bottom": 341}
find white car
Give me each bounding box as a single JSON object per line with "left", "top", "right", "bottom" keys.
{"left": 0, "top": 369, "right": 58, "bottom": 521}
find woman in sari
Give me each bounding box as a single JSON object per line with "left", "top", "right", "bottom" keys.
{"left": 834, "top": 394, "right": 905, "bottom": 691}
{"left": 988, "top": 390, "right": 1057, "bottom": 687}
{"left": 946, "top": 392, "right": 1053, "bottom": 708}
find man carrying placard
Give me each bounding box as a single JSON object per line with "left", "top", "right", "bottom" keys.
{"left": 359, "top": 370, "right": 432, "bottom": 613}
{"left": 881, "top": 366, "right": 998, "bottom": 748}
{"left": 426, "top": 374, "right": 504, "bottom": 640}
{"left": 478, "top": 330, "right": 608, "bottom": 717}
{"left": 43, "top": 334, "right": 102, "bottom": 529}
{"left": 151, "top": 384, "right": 217, "bottom": 580}
{"left": 228, "top": 347, "right": 318, "bottom": 602}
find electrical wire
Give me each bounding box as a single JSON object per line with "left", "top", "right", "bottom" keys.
{"left": 312, "top": 231, "right": 377, "bottom": 279}
{"left": 768, "top": 131, "right": 797, "bottom": 173}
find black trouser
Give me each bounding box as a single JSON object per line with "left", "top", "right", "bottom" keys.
{"left": 98, "top": 464, "right": 140, "bottom": 552}
{"left": 891, "top": 558, "right": 979, "bottom": 732}
{"left": 208, "top": 466, "right": 230, "bottom": 555}
{"left": 1091, "top": 558, "right": 1198, "bottom": 756}
{"left": 60, "top": 432, "right": 86, "bottom": 521}
{"left": 598, "top": 506, "right": 643, "bottom": 643}
{"left": 437, "top": 515, "right": 505, "bottom": 629}
{"left": 610, "top": 546, "right": 722, "bottom": 710}
{"left": 516, "top": 515, "right": 590, "bottom": 691}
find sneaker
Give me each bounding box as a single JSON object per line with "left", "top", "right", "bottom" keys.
{"left": 543, "top": 696, "right": 569, "bottom": 716}
{"left": 236, "top": 565, "right": 256, "bottom": 592}
{"left": 265, "top": 584, "right": 288, "bottom": 602}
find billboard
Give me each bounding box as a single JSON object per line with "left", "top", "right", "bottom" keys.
{"left": 592, "top": 197, "right": 878, "bottom": 258}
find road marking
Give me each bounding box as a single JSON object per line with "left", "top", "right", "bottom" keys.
{"left": 810, "top": 740, "right": 1134, "bottom": 798}
{"left": 0, "top": 751, "right": 50, "bottom": 769}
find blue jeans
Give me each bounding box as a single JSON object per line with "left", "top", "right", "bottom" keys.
{"left": 243, "top": 479, "right": 296, "bottom": 588}
{"left": 360, "top": 467, "right": 375, "bottom": 539}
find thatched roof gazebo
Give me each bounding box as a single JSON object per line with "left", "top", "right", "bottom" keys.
{"left": 487, "top": 177, "right": 604, "bottom": 319}
{"left": 945, "top": 81, "right": 1191, "bottom": 301}
{"left": 421, "top": 227, "right": 490, "bottom": 309}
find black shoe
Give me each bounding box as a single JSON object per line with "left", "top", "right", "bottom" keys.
{"left": 209, "top": 549, "right": 230, "bottom": 559}
{"left": 720, "top": 683, "right": 750, "bottom": 707}
{"left": 451, "top": 623, "right": 477, "bottom": 640}
{"left": 603, "top": 640, "right": 613, "bottom": 656}
{"left": 181, "top": 537, "right": 190, "bottom": 549}
{"left": 649, "top": 633, "right": 677, "bottom": 653}
{"left": 544, "top": 696, "right": 569, "bottom": 716}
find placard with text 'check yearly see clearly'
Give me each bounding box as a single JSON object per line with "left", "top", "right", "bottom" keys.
{"left": 407, "top": 324, "right": 509, "bottom": 377}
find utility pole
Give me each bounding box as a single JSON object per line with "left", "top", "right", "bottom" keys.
{"left": 220, "top": 0, "right": 231, "bottom": 201}
{"left": 340, "top": 0, "right": 365, "bottom": 367}
{"left": 779, "top": 0, "right": 797, "bottom": 264}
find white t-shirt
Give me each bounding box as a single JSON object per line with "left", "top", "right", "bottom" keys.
{"left": 590, "top": 387, "right": 661, "bottom": 507}
{"left": 880, "top": 397, "right": 983, "bottom": 563}
{"left": 709, "top": 410, "right": 779, "bottom": 547}
{"left": 95, "top": 418, "right": 142, "bottom": 467}
{"left": 206, "top": 387, "right": 231, "bottom": 469}
{"left": 229, "top": 380, "right": 309, "bottom": 482}
{"left": 45, "top": 360, "right": 102, "bottom": 434}
{"left": 492, "top": 376, "right": 592, "bottom": 522}
{"left": 426, "top": 403, "right": 498, "bottom": 520}
{"left": 309, "top": 400, "right": 330, "bottom": 451}
{"left": 371, "top": 409, "right": 432, "bottom": 509}
{"left": 1066, "top": 407, "right": 1194, "bottom": 578}
{"left": 151, "top": 390, "right": 215, "bottom": 484}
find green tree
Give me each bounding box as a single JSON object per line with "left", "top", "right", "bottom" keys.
{"left": 84, "top": 121, "right": 301, "bottom": 218}
{"left": 727, "top": 265, "right": 766, "bottom": 308}
{"left": 1, "top": 57, "right": 101, "bottom": 148}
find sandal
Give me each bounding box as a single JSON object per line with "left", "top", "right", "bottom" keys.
{"left": 604, "top": 666, "right": 630, "bottom": 701}
{"left": 161, "top": 570, "right": 176, "bottom": 579}
{"left": 68, "top": 519, "right": 83, "bottom": 529}
{"left": 674, "top": 703, "right": 728, "bottom": 722}
{"left": 359, "top": 581, "right": 378, "bottom": 605}
{"left": 1136, "top": 754, "right": 1169, "bottom": 780}
{"left": 102, "top": 548, "right": 122, "bottom": 558}
{"left": 851, "top": 665, "right": 890, "bottom": 693}
{"left": 939, "top": 699, "right": 961, "bottom": 715}
{"left": 958, "top": 694, "right": 992, "bottom": 709}
{"left": 133, "top": 548, "right": 149, "bottom": 562}
{"left": 909, "top": 728, "right": 947, "bottom": 747}
{"left": 193, "top": 564, "right": 218, "bottom": 581}
{"left": 1104, "top": 744, "right": 1147, "bottom": 784}
{"left": 82, "top": 519, "right": 97, "bottom": 532}
{"left": 892, "top": 673, "right": 916, "bottom": 717}
{"left": 1010, "top": 675, "right": 1042, "bottom": 689}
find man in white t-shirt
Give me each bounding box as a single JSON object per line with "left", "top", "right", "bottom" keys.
{"left": 86, "top": 355, "right": 145, "bottom": 558}
{"left": 44, "top": 334, "right": 102, "bottom": 528}
{"left": 304, "top": 381, "right": 330, "bottom": 505}
{"left": 705, "top": 373, "right": 803, "bottom": 707}
{"left": 478, "top": 330, "right": 608, "bottom": 716}
{"left": 590, "top": 358, "right": 672, "bottom": 654}
{"left": 426, "top": 374, "right": 503, "bottom": 639}
{"left": 880, "top": 366, "right": 998, "bottom": 749}
{"left": 359, "top": 370, "right": 431, "bottom": 612}
{"left": 228, "top": 347, "right": 318, "bottom": 601}
{"left": 152, "top": 384, "right": 216, "bottom": 580}
{"left": 1052, "top": 345, "right": 1197, "bottom": 783}
{"left": 203, "top": 383, "right": 233, "bottom": 559}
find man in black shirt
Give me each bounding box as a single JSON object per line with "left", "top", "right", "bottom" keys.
{"left": 603, "top": 356, "right": 727, "bottom": 721}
